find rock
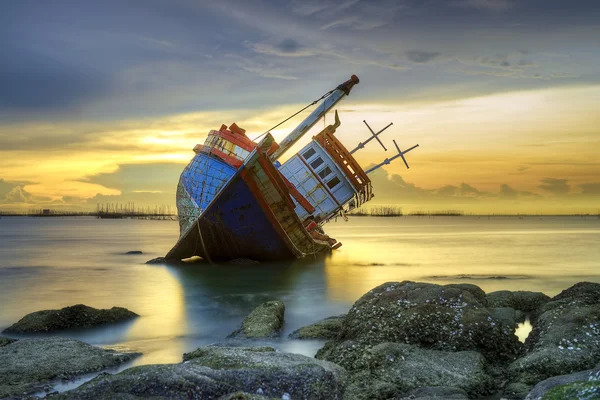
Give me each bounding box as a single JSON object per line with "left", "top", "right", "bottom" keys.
{"left": 341, "top": 343, "right": 493, "bottom": 400}
{"left": 0, "top": 336, "right": 17, "bottom": 347}
{"left": 146, "top": 256, "right": 165, "bottom": 264}
{"left": 490, "top": 307, "right": 525, "bottom": 330}
{"left": 486, "top": 290, "right": 551, "bottom": 313}
{"left": 0, "top": 337, "right": 139, "bottom": 398}
{"left": 316, "top": 281, "right": 522, "bottom": 368}
{"left": 534, "top": 281, "right": 600, "bottom": 318}
{"left": 126, "top": 250, "right": 143, "bottom": 254}
{"left": 228, "top": 301, "right": 285, "bottom": 339}
{"left": 508, "top": 282, "right": 600, "bottom": 385}
{"left": 288, "top": 315, "right": 346, "bottom": 340}
{"left": 396, "top": 386, "right": 469, "bottom": 399}
{"left": 504, "top": 382, "right": 533, "bottom": 399}
{"left": 3, "top": 304, "right": 139, "bottom": 333}
{"left": 57, "top": 346, "right": 347, "bottom": 400}
{"left": 445, "top": 283, "right": 488, "bottom": 306}
{"left": 524, "top": 367, "right": 594, "bottom": 400}
{"left": 218, "top": 392, "right": 274, "bottom": 400}
{"left": 538, "top": 380, "right": 600, "bottom": 399}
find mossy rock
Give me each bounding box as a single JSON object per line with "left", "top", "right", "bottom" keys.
{"left": 3, "top": 304, "right": 139, "bottom": 333}
{"left": 509, "top": 283, "right": 600, "bottom": 385}
{"left": 289, "top": 315, "right": 346, "bottom": 340}
{"left": 486, "top": 290, "right": 550, "bottom": 314}
{"left": 317, "top": 281, "right": 522, "bottom": 368}
{"left": 57, "top": 346, "right": 347, "bottom": 399}
{"left": 228, "top": 301, "right": 285, "bottom": 339}
{"left": 541, "top": 380, "right": 600, "bottom": 399}
{"left": 0, "top": 337, "right": 139, "bottom": 398}
{"left": 340, "top": 343, "right": 493, "bottom": 399}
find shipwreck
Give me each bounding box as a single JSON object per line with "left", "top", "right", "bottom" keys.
{"left": 166, "top": 75, "right": 418, "bottom": 262}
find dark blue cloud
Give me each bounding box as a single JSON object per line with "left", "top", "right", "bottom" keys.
{"left": 0, "top": 0, "right": 598, "bottom": 120}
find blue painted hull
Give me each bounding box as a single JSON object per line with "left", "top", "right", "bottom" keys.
{"left": 169, "top": 143, "right": 332, "bottom": 261}
{"left": 168, "top": 162, "right": 295, "bottom": 261}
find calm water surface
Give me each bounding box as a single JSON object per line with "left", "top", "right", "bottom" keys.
{"left": 1, "top": 216, "right": 599, "bottom": 369}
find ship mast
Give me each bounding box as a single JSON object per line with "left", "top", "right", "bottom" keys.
{"left": 269, "top": 75, "right": 359, "bottom": 161}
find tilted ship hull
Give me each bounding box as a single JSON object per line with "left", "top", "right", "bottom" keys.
{"left": 167, "top": 75, "right": 384, "bottom": 262}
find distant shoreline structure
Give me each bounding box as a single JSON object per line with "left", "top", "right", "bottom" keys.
{"left": 0, "top": 203, "right": 177, "bottom": 220}
{"left": 0, "top": 206, "right": 598, "bottom": 219}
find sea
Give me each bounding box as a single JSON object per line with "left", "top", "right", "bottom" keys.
{"left": 1, "top": 215, "right": 599, "bottom": 392}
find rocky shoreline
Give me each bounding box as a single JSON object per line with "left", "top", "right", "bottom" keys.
{"left": 1, "top": 281, "right": 599, "bottom": 399}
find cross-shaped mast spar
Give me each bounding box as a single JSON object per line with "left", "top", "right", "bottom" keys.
{"left": 350, "top": 120, "right": 393, "bottom": 154}
{"left": 365, "top": 140, "right": 419, "bottom": 174}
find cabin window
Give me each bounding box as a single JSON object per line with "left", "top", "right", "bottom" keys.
{"left": 327, "top": 176, "right": 341, "bottom": 189}
{"left": 302, "top": 148, "right": 316, "bottom": 160}
{"left": 318, "top": 166, "right": 332, "bottom": 180}
{"left": 310, "top": 157, "right": 324, "bottom": 169}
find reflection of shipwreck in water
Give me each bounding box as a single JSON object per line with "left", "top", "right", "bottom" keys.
{"left": 167, "top": 75, "right": 418, "bottom": 262}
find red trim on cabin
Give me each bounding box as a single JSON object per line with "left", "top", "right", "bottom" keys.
{"left": 229, "top": 123, "right": 246, "bottom": 136}
{"left": 194, "top": 145, "right": 243, "bottom": 168}
{"left": 279, "top": 174, "right": 316, "bottom": 214}
{"left": 314, "top": 130, "right": 370, "bottom": 192}
{"left": 211, "top": 148, "right": 244, "bottom": 168}
{"left": 216, "top": 129, "right": 257, "bottom": 152}
{"left": 266, "top": 142, "right": 280, "bottom": 157}
{"left": 304, "top": 220, "right": 318, "bottom": 231}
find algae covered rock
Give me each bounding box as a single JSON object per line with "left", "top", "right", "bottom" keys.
{"left": 445, "top": 283, "right": 488, "bottom": 306}
{"left": 486, "top": 290, "right": 550, "bottom": 313}
{"left": 58, "top": 346, "right": 347, "bottom": 400}
{"left": 288, "top": 315, "right": 346, "bottom": 340}
{"left": 508, "top": 282, "right": 600, "bottom": 385}
{"left": 218, "top": 392, "right": 275, "bottom": 400}
{"left": 0, "top": 337, "right": 139, "bottom": 399}
{"left": 3, "top": 304, "right": 139, "bottom": 333}
{"left": 397, "top": 386, "right": 470, "bottom": 399}
{"left": 490, "top": 307, "right": 525, "bottom": 330}
{"left": 316, "top": 281, "right": 522, "bottom": 368}
{"left": 229, "top": 301, "right": 285, "bottom": 339}
{"left": 524, "top": 367, "right": 595, "bottom": 400}
{"left": 539, "top": 380, "right": 600, "bottom": 399}
{"left": 341, "top": 343, "right": 493, "bottom": 400}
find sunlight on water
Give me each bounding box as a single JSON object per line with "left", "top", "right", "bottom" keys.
{"left": 516, "top": 318, "right": 533, "bottom": 343}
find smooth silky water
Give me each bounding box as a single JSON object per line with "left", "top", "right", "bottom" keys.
{"left": 1, "top": 216, "right": 599, "bottom": 379}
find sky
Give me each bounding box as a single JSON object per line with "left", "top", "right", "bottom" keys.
{"left": 1, "top": 0, "right": 599, "bottom": 214}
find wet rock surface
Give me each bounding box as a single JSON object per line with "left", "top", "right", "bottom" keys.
{"left": 396, "top": 386, "right": 470, "bottom": 399}
{"left": 489, "top": 307, "right": 525, "bottom": 330}
{"left": 341, "top": 343, "right": 493, "bottom": 400}
{"left": 56, "top": 346, "right": 347, "bottom": 400}
{"left": 316, "top": 281, "right": 522, "bottom": 369}
{"left": 0, "top": 337, "right": 139, "bottom": 399}
{"left": 288, "top": 315, "right": 346, "bottom": 340}
{"left": 0, "top": 336, "right": 17, "bottom": 347}
{"left": 3, "top": 304, "right": 139, "bottom": 333}
{"left": 508, "top": 282, "right": 600, "bottom": 387}
{"left": 524, "top": 363, "right": 598, "bottom": 400}
{"left": 229, "top": 301, "right": 285, "bottom": 339}
{"left": 486, "top": 290, "right": 551, "bottom": 314}
{"left": 145, "top": 256, "right": 167, "bottom": 264}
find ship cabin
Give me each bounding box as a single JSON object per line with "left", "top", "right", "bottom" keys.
{"left": 279, "top": 127, "right": 373, "bottom": 224}
{"left": 193, "top": 123, "right": 257, "bottom": 168}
